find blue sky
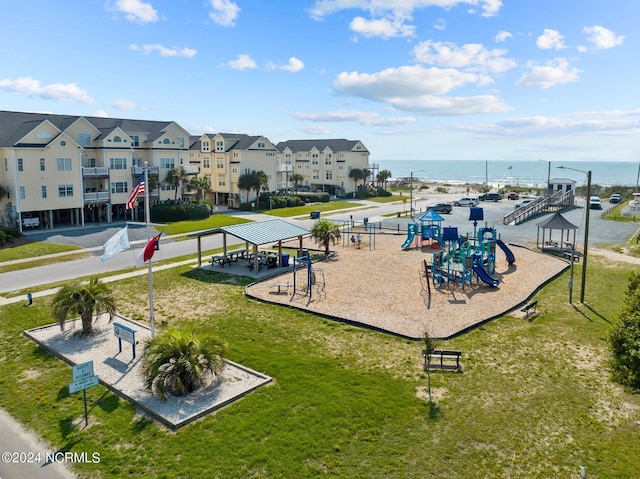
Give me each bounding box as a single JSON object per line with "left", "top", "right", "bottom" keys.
{"left": 1, "top": 0, "right": 638, "bottom": 164}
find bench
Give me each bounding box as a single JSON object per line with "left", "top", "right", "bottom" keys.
{"left": 520, "top": 300, "right": 538, "bottom": 318}
{"left": 209, "top": 255, "right": 232, "bottom": 268}
{"left": 563, "top": 251, "right": 580, "bottom": 262}
{"left": 22, "top": 217, "right": 40, "bottom": 228}
{"left": 423, "top": 349, "right": 462, "bottom": 371}
{"left": 269, "top": 282, "right": 290, "bottom": 294}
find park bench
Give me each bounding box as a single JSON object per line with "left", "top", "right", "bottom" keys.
{"left": 563, "top": 251, "right": 580, "bottom": 262}
{"left": 520, "top": 300, "right": 538, "bottom": 318}
{"left": 423, "top": 349, "right": 462, "bottom": 371}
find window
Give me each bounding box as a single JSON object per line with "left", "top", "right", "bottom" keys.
{"left": 232, "top": 167, "right": 238, "bottom": 174}
{"left": 110, "top": 158, "right": 127, "bottom": 170}
{"left": 203, "top": 159, "right": 210, "bottom": 168}
{"left": 163, "top": 138, "right": 171, "bottom": 145}
{"left": 58, "top": 184, "right": 74, "bottom": 197}
{"left": 177, "top": 137, "right": 184, "bottom": 147}
{"left": 4, "top": 158, "right": 7, "bottom": 171}
{"left": 60, "top": 140, "right": 66, "bottom": 146}
{"left": 79, "top": 133, "right": 91, "bottom": 146}
{"left": 312, "top": 154, "right": 319, "bottom": 165}
{"left": 57, "top": 158, "right": 72, "bottom": 171}
{"left": 216, "top": 160, "right": 224, "bottom": 169}
{"left": 160, "top": 158, "right": 175, "bottom": 169}
{"left": 312, "top": 171, "right": 320, "bottom": 180}
{"left": 40, "top": 158, "right": 45, "bottom": 171}
{"left": 41, "top": 185, "right": 47, "bottom": 198}
{"left": 84, "top": 158, "right": 97, "bottom": 167}
{"left": 111, "top": 182, "right": 127, "bottom": 194}
{"left": 130, "top": 135, "right": 140, "bottom": 147}
{"left": 18, "top": 158, "right": 23, "bottom": 172}
{"left": 132, "top": 157, "right": 144, "bottom": 167}
{"left": 325, "top": 171, "right": 333, "bottom": 180}
{"left": 161, "top": 183, "right": 176, "bottom": 191}
{"left": 218, "top": 176, "right": 226, "bottom": 186}
{"left": 19, "top": 186, "right": 26, "bottom": 199}
{"left": 113, "top": 136, "right": 122, "bottom": 143}
{"left": 202, "top": 141, "right": 210, "bottom": 152}
{"left": 325, "top": 158, "right": 332, "bottom": 165}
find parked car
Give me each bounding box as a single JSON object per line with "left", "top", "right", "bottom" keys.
{"left": 609, "top": 193, "right": 622, "bottom": 204}
{"left": 589, "top": 196, "right": 602, "bottom": 209}
{"left": 514, "top": 197, "right": 536, "bottom": 209}
{"left": 428, "top": 203, "right": 453, "bottom": 214}
{"left": 453, "top": 197, "right": 479, "bottom": 207}
{"left": 479, "top": 192, "right": 502, "bottom": 202}
{"left": 507, "top": 192, "right": 519, "bottom": 200}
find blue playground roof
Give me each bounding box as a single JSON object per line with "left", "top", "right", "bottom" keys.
{"left": 417, "top": 209, "right": 444, "bottom": 222}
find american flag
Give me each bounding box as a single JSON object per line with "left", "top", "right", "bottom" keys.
{"left": 126, "top": 174, "right": 145, "bottom": 209}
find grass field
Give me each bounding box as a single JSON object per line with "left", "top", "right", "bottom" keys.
{"left": 263, "top": 201, "right": 363, "bottom": 217}
{"left": 1, "top": 254, "right": 639, "bottom": 478}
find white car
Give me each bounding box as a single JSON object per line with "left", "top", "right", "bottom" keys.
{"left": 589, "top": 196, "right": 602, "bottom": 209}
{"left": 453, "top": 197, "right": 479, "bottom": 207}
{"left": 514, "top": 198, "right": 536, "bottom": 209}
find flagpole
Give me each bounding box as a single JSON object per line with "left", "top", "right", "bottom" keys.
{"left": 144, "top": 162, "right": 156, "bottom": 337}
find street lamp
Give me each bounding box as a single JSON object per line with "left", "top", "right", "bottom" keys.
{"left": 558, "top": 166, "right": 592, "bottom": 303}
{"left": 409, "top": 170, "right": 424, "bottom": 217}
{"left": 539, "top": 159, "right": 551, "bottom": 195}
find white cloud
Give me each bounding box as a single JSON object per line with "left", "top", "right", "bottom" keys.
{"left": 298, "top": 125, "right": 331, "bottom": 135}
{"left": 112, "top": 98, "right": 147, "bottom": 111}
{"left": 0, "top": 77, "right": 94, "bottom": 104}
{"left": 583, "top": 26, "right": 625, "bottom": 49}
{"left": 208, "top": 0, "right": 240, "bottom": 27}
{"left": 492, "top": 114, "right": 640, "bottom": 137}
{"left": 433, "top": 18, "right": 446, "bottom": 31}
{"left": 308, "top": 0, "right": 503, "bottom": 21}
{"left": 349, "top": 16, "right": 416, "bottom": 38}
{"left": 129, "top": 44, "right": 197, "bottom": 57}
{"left": 413, "top": 40, "right": 516, "bottom": 73}
{"left": 280, "top": 57, "right": 305, "bottom": 73}
{"left": 536, "top": 29, "right": 566, "bottom": 50}
{"left": 227, "top": 54, "right": 256, "bottom": 70}
{"left": 92, "top": 110, "right": 110, "bottom": 118}
{"left": 111, "top": 0, "right": 158, "bottom": 24}
{"left": 390, "top": 95, "right": 510, "bottom": 115}
{"left": 495, "top": 30, "right": 512, "bottom": 42}
{"left": 294, "top": 110, "right": 415, "bottom": 126}
{"left": 516, "top": 58, "right": 580, "bottom": 89}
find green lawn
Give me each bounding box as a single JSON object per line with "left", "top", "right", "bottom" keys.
{"left": 366, "top": 195, "right": 402, "bottom": 203}
{"left": 0, "top": 241, "right": 81, "bottom": 262}
{"left": 263, "top": 201, "right": 363, "bottom": 217}
{"left": 0, "top": 257, "right": 639, "bottom": 478}
{"left": 161, "top": 214, "right": 251, "bottom": 236}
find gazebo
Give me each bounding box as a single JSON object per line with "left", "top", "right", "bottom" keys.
{"left": 188, "top": 218, "right": 310, "bottom": 271}
{"left": 536, "top": 212, "right": 578, "bottom": 253}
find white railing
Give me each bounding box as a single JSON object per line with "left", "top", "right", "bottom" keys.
{"left": 84, "top": 192, "right": 110, "bottom": 203}
{"left": 82, "top": 167, "right": 109, "bottom": 177}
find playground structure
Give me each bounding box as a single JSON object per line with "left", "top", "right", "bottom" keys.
{"left": 403, "top": 207, "right": 515, "bottom": 291}
{"left": 292, "top": 254, "right": 326, "bottom": 301}
{"left": 329, "top": 218, "right": 379, "bottom": 251}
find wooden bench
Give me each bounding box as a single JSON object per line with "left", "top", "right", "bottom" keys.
{"left": 423, "top": 349, "right": 462, "bottom": 371}
{"left": 210, "top": 255, "right": 232, "bottom": 268}
{"left": 520, "top": 300, "right": 538, "bottom": 318}
{"left": 563, "top": 251, "right": 580, "bottom": 262}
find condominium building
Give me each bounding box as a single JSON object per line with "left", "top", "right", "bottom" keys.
{"left": 0, "top": 111, "right": 192, "bottom": 230}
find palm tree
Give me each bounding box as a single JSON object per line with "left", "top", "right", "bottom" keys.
{"left": 50, "top": 277, "right": 117, "bottom": 335}
{"left": 379, "top": 169, "right": 392, "bottom": 190}
{"left": 254, "top": 171, "right": 268, "bottom": 199}
{"left": 238, "top": 173, "right": 255, "bottom": 202}
{"left": 165, "top": 167, "right": 187, "bottom": 202}
{"left": 142, "top": 324, "right": 228, "bottom": 401}
{"left": 189, "top": 176, "right": 211, "bottom": 202}
{"left": 289, "top": 173, "right": 304, "bottom": 193}
{"left": 310, "top": 219, "right": 341, "bottom": 255}
{"left": 348, "top": 168, "right": 365, "bottom": 194}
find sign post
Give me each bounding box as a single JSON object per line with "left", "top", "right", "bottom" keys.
{"left": 69, "top": 361, "right": 99, "bottom": 427}
{"left": 113, "top": 322, "right": 137, "bottom": 359}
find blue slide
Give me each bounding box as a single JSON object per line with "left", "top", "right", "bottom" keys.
{"left": 473, "top": 265, "right": 500, "bottom": 287}
{"left": 401, "top": 230, "right": 416, "bottom": 249}
{"left": 496, "top": 239, "right": 515, "bottom": 265}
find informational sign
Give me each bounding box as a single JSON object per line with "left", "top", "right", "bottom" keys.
{"left": 113, "top": 322, "right": 137, "bottom": 359}
{"left": 68, "top": 375, "right": 99, "bottom": 394}
{"left": 68, "top": 361, "right": 98, "bottom": 427}
{"left": 72, "top": 361, "right": 94, "bottom": 381}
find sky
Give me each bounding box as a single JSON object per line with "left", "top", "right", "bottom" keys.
{"left": 1, "top": 0, "right": 639, "bottom": 164}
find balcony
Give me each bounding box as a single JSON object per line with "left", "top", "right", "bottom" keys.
{"left": 276, "top": 164, "right": 294, "bottom": 172}
{"left": 182, "top": 165, "right": 199, "bottom": 175}
{"left": 82, "top": 167, "right": 109, "bottom": 178}
{"left": 132, "top": 165, "right": 160, "bottom": 176}
{"left": 84, "top": 191, "right": 110, "bottom": 204}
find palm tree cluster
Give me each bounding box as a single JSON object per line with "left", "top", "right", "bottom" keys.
{"left": 238, "top": 171, "right": 269, "bottom": 202}
{"left": 310, "top": 219, "right": 342, "bottom": 255}
{"left": 50, "top": 277, "right": 117, "bottom": 335}
{"left": 142, "top": 325, "right": 229, "bottom": 401}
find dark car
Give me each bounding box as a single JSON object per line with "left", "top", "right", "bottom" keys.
{"left": 507, "top": 192, "right": 519, "bottom": 200}
{"left": 479, "top": 192, "right": 502, "bottom": 202}
{"left": 428, "top": 203, "right": 453, "bottom": 214}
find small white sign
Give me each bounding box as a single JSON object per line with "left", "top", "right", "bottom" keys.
{"left": 68, "top": 375, "right": 99, "bottom": 394}
{"left": 114, "top": 323, "right": 135, "bottom": 344}
{"left": 72, "top": 361, "right": 94, "bottom": 381}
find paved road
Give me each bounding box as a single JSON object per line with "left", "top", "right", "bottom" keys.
{"left": 0, "top": 409, "right": 75, "bottom": 479}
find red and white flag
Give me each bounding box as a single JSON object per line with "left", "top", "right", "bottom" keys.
{"left": 136, "top": 231, "right": 163, "bottom": 267}
{"left": 126, "top": 174, "right": 145, "bottom": 209}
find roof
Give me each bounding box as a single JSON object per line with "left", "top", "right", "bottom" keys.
{"left": 275, "top": 139, "right": 367, "bottom": 153}
{"left": 189, "top": 219, "right": 309, "bottom": 245}
{"left": 536, "top": 212, "right": 578, "bottom": 230}
{"left": 417, "top": 209, "right": 444, "bottom": 222}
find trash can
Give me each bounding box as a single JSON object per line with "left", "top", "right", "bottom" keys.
{"left": 282, "top": 253, "right": 290, "bottom": 267}
{"left": 310, "top": 210, "right": 321, "bottom": 219}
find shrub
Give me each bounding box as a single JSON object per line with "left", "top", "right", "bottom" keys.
{"left": 0, "top": 230, "right": 8, "bottom": 247}
{"left": 184, "top": 202, "right": 210, "bottom": 220}
{"left": 286, "top": 196, "right": 304, "bottom": 207}
{"left": 376, "top": 188, "right": 392, "bottom": 197}
{"left": 2, "top": 226, "right": 22, "bottom": 239}
{"left": 610, "top": 272, "right": 640, "bottom": 390}
{"left": 151, "top": 204, "right": 188, "bottom": 222}
{"left": 142, "top": 325, "right": 228, "bottom": 401}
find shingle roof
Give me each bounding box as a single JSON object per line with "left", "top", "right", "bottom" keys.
{"left": 536, "top": 212, "right": 578, "bottom": 230}
{"left": 275, "top": 139, "right": 367, "bottom": 153}
{"left": 189, "top": 219, "right": 309, "bottom": 245}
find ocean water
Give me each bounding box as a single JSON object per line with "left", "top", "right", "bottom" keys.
{"left": 374, "top": 159, "right": 640, "bottom": 188}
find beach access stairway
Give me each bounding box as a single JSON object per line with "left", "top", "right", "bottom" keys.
{"left": 503, "top": 189, "right": 574, "bottom": 226}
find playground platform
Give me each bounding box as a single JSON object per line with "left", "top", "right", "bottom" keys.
{"left": 245, "top": 232, "right": 569, "bottom": 339}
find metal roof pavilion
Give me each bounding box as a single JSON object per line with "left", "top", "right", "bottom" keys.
{"left": 188, "top": 218, "right": 310, "bottom": 268}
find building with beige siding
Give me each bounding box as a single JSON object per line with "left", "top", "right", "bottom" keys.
{"left": 0, "top": 111, "right": 191, "bottom": 230}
